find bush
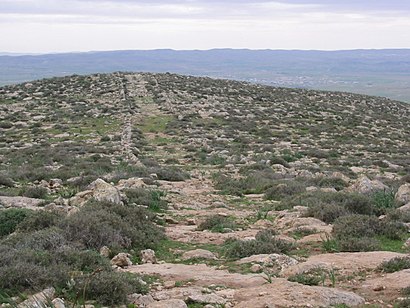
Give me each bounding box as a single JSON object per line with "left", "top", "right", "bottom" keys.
{"left": 337, "top": 237, "right": 381, "bottom": 252}
{"left": 0, "top": 175, "right": 14, "bottom": 187}
{"left": 124, "top": 188, "right": 168, "bottom": 211}
{"left": 332, "top": 215, "right": 380, "bottom": 239}
{"left": 371, "top": 190, "right": 397, "bottom": 215}
{"left": 17, "top": 211, "right": 62, "bottom": 233}
{"left": 197, "top": 215, "right": 238, "bottom": 233}
{"left": 288, "top": 267, "right": 327, "bottom": 286}
{"left": 0, "top": 209, "right": 31, "bottom": 237}
{"left": 378, "top": 257, "right": 410, "bottom": 273}
{"left": 264, "top": 182, "right": 306, "bottom": 201}
{"left": 224, "top": 229, "right": 294, "bottom": 258}
{"left": 21, "top": 186, "right": 48, "bottom": 199}
{"left": 152, "top": 166, "right": 189, "bottom": 181}
{"left": 61, "top": 200, "right": 164, "bottom": 250}
{"left": 72, "top": 271, "right": 148, "bottom": 306}
{"left": 306, "top": 203, "right": 348, "bottom": 224}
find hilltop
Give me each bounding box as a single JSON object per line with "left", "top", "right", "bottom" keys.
{"left": 0, "top": 72, "right": 410, "bottom": 307}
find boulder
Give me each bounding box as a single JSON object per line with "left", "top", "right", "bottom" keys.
{"left": 51, "top": 298, "right": 65, "bottom": 308}
{"left": 398, "top": 203, "right": 410, "bottom": 213}
{"left": 117, "top": 177, "right": 146, "bottom": 190}
{"left": 187, "top": 293, "right": 227, "bottom": 305}
{"left": 69, "top": 178, "right": 123, "bottom": 206}
{"left": 346, "top": 175, "right": 387, "bottom": 194}
{"left": 128, "top": 293, "right": 155, "bottom": 306}
{"left": 181, "top": 249, "right": 217, "bottom": 261}
{"left": 237, "top": 254, "right": 298, "bottom": 271}
{"left": 396, "top": 183, "right": 410, "bottom": 205}
{"left": 18, "top": 287, "right": 55, "bottom": 308}
{"left": 140, "top": 249, "right": 157, "bottom": 264}
{"left": 88, "top": 179, "right": 122, "bottom": 205}
{"left": 111, "top": 253, "right": 132, "bottom": 268}
{"left": 0, "top": 196, "right": 44, "bottom": 210}
{"left": 147, "top": 299, "right": 188, "bottom": 308}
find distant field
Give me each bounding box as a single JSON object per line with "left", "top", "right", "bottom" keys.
{"left": 1, "top": 49, "right": 410, "bottom": 102}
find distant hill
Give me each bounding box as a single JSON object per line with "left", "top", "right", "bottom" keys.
{"left": 1, "top": 49, "right": 410, "bottom": 102}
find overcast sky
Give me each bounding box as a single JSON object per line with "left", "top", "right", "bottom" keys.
{"left": 1, "top": 0, "right": 409, "bottom": 53}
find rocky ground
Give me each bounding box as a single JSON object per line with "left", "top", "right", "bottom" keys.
{"left": 0, "top": 72, "right": 410, "bottom": 307}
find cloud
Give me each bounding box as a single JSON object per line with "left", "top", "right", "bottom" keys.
{"left": 0, "top": 0, "right": 409, "bottom": 52}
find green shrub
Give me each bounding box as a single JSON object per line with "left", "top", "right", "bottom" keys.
{"left": 371, "top": 190, "right": 397, "bottom": 215}
{"left": 224, "top": 229, "right": 294, "bottom": 258}
{"left": 197, "top": 215, "right": 238, "bottom": 233}
{"left": 61, "top": 200, "right": 164, "bottom": 250}
{"left": 378, "top": 257, "right": 410, "bottom": 273}
{"left": 288, "top": 267, "right": 327, "bottom": 286}
{"left": 379, "top": 220, "right": 407, "bottom": 240}
{"left": 0, "top": 175, "right": 14, "bottom": 187}
{"left": 336, "top": 237, "right": 381, "bottom": 252}
{"left": 20, "top": 186, "right": 48, "bottom": 199}
{"left": 306, "top": 203, "right": 348, "bottom": 224}
{"left": 152, "top": 166, "right": 189, "bottom": 181}
{"left": 264, "top": 182, "right": 306, "bottom": 201}
{"left": 72, "top": 271, "right": 148, "bottom": 306}
{"left": 124, "top": 188, "right": 168, "bottom": 212}
{"left": 333, "top": 214, "right": 380, "bottom": 239}
{"left": 0, "top": 209, "right": 31, "bottom": 237}
{"left": 17, "top": 211, "right": 62, "bottom": 233}
{"left": 311, "top": 177, "right": 347, "bottom": 191}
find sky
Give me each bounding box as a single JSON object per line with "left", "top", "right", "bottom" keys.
{"left": 0, "top": 0, "right": 410, "bottom": 53}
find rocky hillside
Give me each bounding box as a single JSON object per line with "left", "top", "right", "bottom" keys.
{"left": 0, "top": 72, "right": 410, "bottom": 307}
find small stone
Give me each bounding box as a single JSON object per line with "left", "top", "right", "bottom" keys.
{"left": 100, "top": 246, "right": 111, "bottom": 258}
{"left": 111, "top": 253, "right": 132, "bottom": 268}
{"left": 140, "top": 249, "right": 157, "bottom": 264}
{"left": 164, "top": 281, "right": 176, "bottom": 289}
{"left": 182, "top": 249, "right": 217, "bottom": 261}
{"left": 373, "top": 285, "right": 386, "bottom": 291}
{"left": 147, "top": 299, "right": 188, "bottom": 308}
{"left": 250, "top": 264, "right": 263, "bottom": 273}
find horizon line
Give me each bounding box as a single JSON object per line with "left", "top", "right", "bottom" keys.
{"left": 2, "top": 47, "right": 410, "bottom": 57}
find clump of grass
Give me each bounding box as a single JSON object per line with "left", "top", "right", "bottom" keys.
{"left": 197, "top": 215, "right": 238, "bottom": 233}
{"left": 224, "top": 229, "right": 294, "bottom": 258}
{"left": 378, "top": 257, "right": 410, "bottom": 273}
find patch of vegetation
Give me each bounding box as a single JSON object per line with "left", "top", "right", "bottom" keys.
{"left": 124, "top": 188, "right": 168, "bottom": 212}
{"left": 224, "top": 229, "right": 294, "bottom": 259}
{"left": 0, "top": 208, "right": 31, "bottom": 237}
{"left": 197, "top": 215, "right": 239, "bottom": 233}
{"left": 0, "top": 200, "right": 162, "bottom": 302}
{"left": 378, "top": 257, "right": 410, "bottom": 273}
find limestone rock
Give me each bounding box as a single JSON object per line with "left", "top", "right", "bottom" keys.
{"left": 140, "top": 249, "right": 157, "bottom": 264}
{"left": 51, "top": 298, "right": 65, "bottom": 308}
{"left": 250, "top": 264, "right": 263, "bottom": 273}
{"left": 187, "top": 293, "right": 227, "bottom": 305}
{"left": 181, "top": 249, "right": 217, "bottom": 261}
{"left": 396, "top": 183, "right": 410, "bottom": 205}
{"left": 237, "top": 254, "right": 298, "bottom": 271}
{"left": 128, "top": 293, "right": 155, "bottom": 306}
{"left": 111, "top": 253, "right": 132, "bottom": 268}
{"left": 100, "top": 246, "right": 111, "bottom": 258}
{"left": 0, "top": 196, "right": 44, "bottom": 210}
{"left": 88, "top": 178, "right": 122, "bottom": 205}
{"left": 346, "top": 175, "right": 387, "bottom": 194}
{"left": 398, "top": 203, "right": 410, "bottom": 213}
{"left": 69, "top": 178, "right": 123, "bottom": 206}
{"left": 147, "top": 299, "right": 188, "bottom": 308}
{"left": 18, "top": 287, "right": 55, "bottom": 308}
{"left": 117, "top": 177, "right": 146, "bottom": 190}
{"left": 233, "top": 280, "right": 365, "bottom": 308}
